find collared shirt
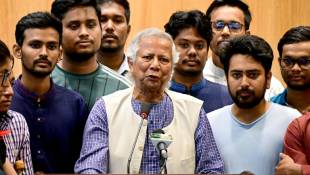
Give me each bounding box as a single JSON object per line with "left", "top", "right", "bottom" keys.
{"left": 270, "top": 89, "right": 288, "bottom": 106}
{"left": 284, "top": 112, "right": 310, "bottom": 174}
{"left": 203, "top": 58, "right": 284, "bottom": 100}
{"left": 10, "top": 77, "right": 88, "bottom": 173}
{"left": 74, "top": 93, "right": 224, "bottom": 174}
{"left": 118, "top": 55, "right": 130, "bottom": 76}
{"left": 0, "top": 110, "right": 33, "bottom": 175}
{"left": 169, "top": 78, "right": 233, "bottom": 113}
{"left": 51, "top": 63, "right": 131, "bottom": 110}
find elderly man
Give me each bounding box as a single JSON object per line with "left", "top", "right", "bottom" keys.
{"left": 74, "top": 28, "right": 224, "bottom": 174}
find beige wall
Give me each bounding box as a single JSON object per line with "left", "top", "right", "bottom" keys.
{"left": 1, "top": 0, "right": 310, "bottom": 84}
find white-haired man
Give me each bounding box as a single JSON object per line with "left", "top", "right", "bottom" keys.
{"left": 75, "top": 28, "right": 224, "bottom": 174}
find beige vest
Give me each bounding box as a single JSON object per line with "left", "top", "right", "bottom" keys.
{"left": 103, "top": 88, "right": 202, "bottom": 173}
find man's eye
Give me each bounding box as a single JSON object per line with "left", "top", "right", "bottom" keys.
{"left": 247, "top": 72, "right": 259, "bottom": 79}
{"left": 231, "top": 73, "right": 242, "bottom": 79}
{"left": 179, "top": 43, "right": 189, "bottom": 49}
{"left": 195, "top": 43, "right": 205, "bottom": 50}
{"left": 142, "top": 55, "right": 153, "bottom": 60}
{"left": 30, "top": 43, "right": 41, "bottom": 49}
{"left": 159, "top": 57, "right": 170, "bottom": 64}
{"left": 69, "top": 23, "right": 79, "bottom": 30}
{"left": 47, "top": 44, "right": 58, "bottom": 50}
{"left": 87, "top": 22, "right": 97, "bottom": 28}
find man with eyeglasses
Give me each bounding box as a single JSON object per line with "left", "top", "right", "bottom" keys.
{"left": 271, "top": 26, "right": 310, "bottom": 113}
{"left": 203, "top": 0, "right": 284, "bottom": 100}
{"left": 0, "top": 40, "right": 33, "bottom": 174}
{"left": 274, "top": 26, "right": 310, "bottom": 175}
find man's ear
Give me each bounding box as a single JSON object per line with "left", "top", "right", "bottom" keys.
{"left": 128, "top": 57, "right": 133, "bottom": 72}
{"left": 245, "top": 30, "right": 251, "bottom": 35}
{"left": 12, "top": 44, "right": 22, "bottom": 59}
{"left": 127, "top": 24, "right": 131, "bottom": 35}
{"left": 266, "top": 71, "right": 272, "bottom": 89}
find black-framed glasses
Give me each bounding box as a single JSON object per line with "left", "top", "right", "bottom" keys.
{"left": 279, "top": 57, "right": 310, "bottom": 69}
{"left": 0, "top": 57, "right": 14, "bottom": 87}
{"left": 211, "top": 21, "right": 244, "bottom": 33}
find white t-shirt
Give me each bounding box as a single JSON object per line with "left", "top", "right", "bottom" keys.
{"left": 207, "top": 103, "right": 300, "bottom": 175}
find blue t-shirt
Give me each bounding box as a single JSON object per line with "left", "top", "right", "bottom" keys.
{"left": 169, "top": 78, "right": 232, "bottom": 113}
{"left": 270, "top": 89, "right": 288, "bottom": 106}
{"left": 10, "top": 77, "right": 88, "bottom": 173}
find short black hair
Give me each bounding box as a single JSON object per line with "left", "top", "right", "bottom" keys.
{"left": 277, "top": 26, "right": 310, "bottom": 58}
{"left": 0, "top": 40, "right": 14, "bottom": 68}
{"left": 220, "top": 35, "right": 273, "bottom": 75}
{"left": 164, "top": 10, "right": 212, "bottom": 46}
{"left": 51, "top": 0, "right": 101, "bottom": 21}
{"left": 96, "top": 0, "right": 130, "bottom": 24}
{"left": 15, "top": 11, "right": 62, "bottom": 46}
{"left": 206, "top": 0, "right": 252, "bottom": 30}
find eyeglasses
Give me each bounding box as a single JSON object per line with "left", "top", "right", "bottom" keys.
{"left": 279, "top": 57, "right": 310, "bottom": 69}
{"left": 211, "top": 21, "right": 244, "bottom": 33}
{"left": 0, "top": 57, "right": 14, "bottom": 87}
{"left": 0, "top": 70, "right": 11, "bottom": 87}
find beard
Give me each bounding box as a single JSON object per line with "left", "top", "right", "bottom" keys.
{"left": 22, "top": 58, "right": 54, "bottom": 78}
{"left": 286, "top": 80, "right": 310, "bottom": 91}
{"left": 174, "top": 66, "right": 202, "bottom": 77}
{"left": 229, "top": 83, "right": 266, "bottom": 109}
{"left": 100, "top": 42, "right": 124, "bottom": 53}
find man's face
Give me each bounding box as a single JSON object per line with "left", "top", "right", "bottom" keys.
{"left": 14, "top": 28, "right": 60, "bottom": 78}
{"left": 280, "top": 41, "right": 310, "bottom": 90}
{"left": 174, "top": 27, "right": 208, "bottom": 76}
{"left": 210, "top": 5, "right": 248, "bottom": 56}
{"left": 99, "top": 2, "right": 130, "bottom": 53}
{"left": 130, "top": 36, "right": 173, "bottom": 93}
{"left": 227, "top": 54, "right": 271, "bottom": 109}
{"left": 61, "top": 6, "right": 101, "bottom": 61}
{"left": 0, "top": 58, "right": 14, "bottom": 113}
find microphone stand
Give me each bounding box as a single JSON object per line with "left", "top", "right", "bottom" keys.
{"left": 159, "top": 154, "right": 167, "bottom": 174}
{"left": 127, "top": 117, "right": 144, "bottom": 174}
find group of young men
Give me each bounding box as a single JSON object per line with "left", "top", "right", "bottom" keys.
{"left": 0, "top": 0, "right": 309, "bottom": 174}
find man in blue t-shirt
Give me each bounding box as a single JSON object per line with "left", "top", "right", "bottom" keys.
{"left": 165, "top": 10, "right": 232, "bottom": 113}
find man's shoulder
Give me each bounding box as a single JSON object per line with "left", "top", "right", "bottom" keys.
{"left": 6, "top": 110, "right": 28, "bottom": 129}
{"left": 207, "top": 105, "right": 231, "bottom": 119}
{"left": 269, "top": 103, "right": 301, "bottom": 119}
{"left": 167, "top": 89, "right": 203, "bottom": 105}
{"left": 53, "top": 83, "right": 85, "bottom": 102}
{"left": 270, "top": 89, "right": 287, "bottom": 104}
{"left": 98, "top": 64, "right": 131, "bottom": 87}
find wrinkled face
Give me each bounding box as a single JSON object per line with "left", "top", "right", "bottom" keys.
{"left": 61, "top": 6, "right": 101, "bottom": 61}
{"left": 227, "top": 54, "right": 271, "bottom": 109}
{"left": 210, "top": 5, "right": 247, "bottom": 56}
{"left": 0, "top": 58, "right": 14, "bottom": 114}
{"left": 99, "top": 2, "right": 130, "bottom": 53}
{"left": 14, "top": 28, "right": 60, "bottom": 78}
{"left": 130, "top": 36, "right": 173, "bottom": 93}
{"left": 280, "top": 41, "right": 310, "bottom": 90}
{"left": 174, "top": 27, "right": 208, "bottom": 76}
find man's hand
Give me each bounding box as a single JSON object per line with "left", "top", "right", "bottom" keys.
{"left": 275, "top": 153, "right": 302, "bottom": 175}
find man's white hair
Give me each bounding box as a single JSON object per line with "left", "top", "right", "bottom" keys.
{"left": 126, "top": 28, "right": 179, "bottom": 64}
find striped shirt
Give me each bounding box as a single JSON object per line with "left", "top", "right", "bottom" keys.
{"left": 51, "top": 63, "right": 131, "bottom": 110}
{"left": 75, "top": 93, "right": 224, "bottom": 174}
{"left": 0, "top": 110, "right": 33, "bottom": 175}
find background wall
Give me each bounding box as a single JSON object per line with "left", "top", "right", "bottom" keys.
{"left": 0, "top": 0, "right": 310, "bottom": 84}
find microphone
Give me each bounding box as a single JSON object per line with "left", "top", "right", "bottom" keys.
{"left": 127, "top": 102, "right": 152, "bottom": 174}
{"left": 150, "top": 129, "right": 173, "bottom": 173}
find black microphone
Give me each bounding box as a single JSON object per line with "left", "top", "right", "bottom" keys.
{"left": 150, "top": 129, "right": 173, "bottom": 173}
{"left": 127, "top": 102, "right": 152, "bottom": 174}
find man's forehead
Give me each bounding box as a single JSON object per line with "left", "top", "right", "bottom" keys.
{"left": 63, "top": 6, "right": 98, "bottom": 21}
